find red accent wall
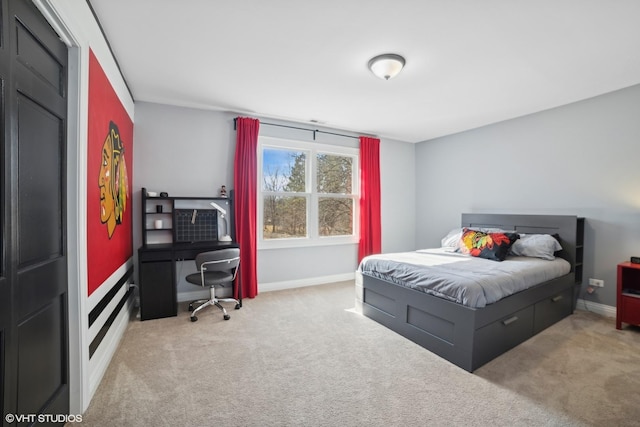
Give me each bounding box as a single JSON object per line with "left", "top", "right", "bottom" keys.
{"left": 86, "top": 49, "right": 134, "bottom": 296}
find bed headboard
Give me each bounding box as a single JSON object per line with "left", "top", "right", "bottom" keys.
{"left": 461, "top": 214, "right": 583, "bottom": 283}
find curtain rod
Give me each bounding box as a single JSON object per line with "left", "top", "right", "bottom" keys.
{"left": 233, "top": 117, "right": 359, "bottom": 140}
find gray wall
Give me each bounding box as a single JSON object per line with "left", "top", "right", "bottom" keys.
{"left": 381, "top": 138, "right": 416, "bottom": 254}
{"left": 132, "top": 80, "right": 639, "bottom": 308}
{"left": 133, "top": 102, "right": 416, "bottom": 291}
{"left": 415, "top": 84, "right": 640, "bottom": 308}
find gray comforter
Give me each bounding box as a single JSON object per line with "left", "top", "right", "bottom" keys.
{"left": 358, "top": 248, "right": 571, "bottom": 308}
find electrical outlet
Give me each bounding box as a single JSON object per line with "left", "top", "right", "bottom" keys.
{"left": 589, "top": 278, "right": 605, "bottom": 288}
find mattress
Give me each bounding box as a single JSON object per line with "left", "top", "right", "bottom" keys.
{"left": 358, "top": 248, "right": 571, "bottom": 308}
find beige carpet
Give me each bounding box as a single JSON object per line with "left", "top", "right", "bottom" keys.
{"left": 76, "top": 281, "right": 640, "bottom": 426}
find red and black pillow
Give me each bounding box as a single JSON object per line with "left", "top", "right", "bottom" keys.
{"left": 458, "top": 228, "right": 519, "bottom": 261}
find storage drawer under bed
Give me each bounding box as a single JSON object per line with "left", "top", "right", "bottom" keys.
{"left": 533, "top": 287, "right": 573, "bottom": 334}
{"left": 473, "top": 305, "right": 534, "bottom": 368}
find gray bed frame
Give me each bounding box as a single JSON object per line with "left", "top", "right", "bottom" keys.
{"left": 361, "top": 213, "right": 584, "bottom": 372}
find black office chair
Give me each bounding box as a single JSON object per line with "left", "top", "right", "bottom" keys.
{"left": 186, "top": 248, "right": 241, "bottom": 322}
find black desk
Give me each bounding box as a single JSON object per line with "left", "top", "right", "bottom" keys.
{"left": 138, "top": 241, "right": 240, "bottom": 321}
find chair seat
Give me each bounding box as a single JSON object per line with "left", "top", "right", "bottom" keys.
{"left": 186, "top": 270, "right": 235, "bottom": 287}
{"left": 185, "top": 248, "right": 241, "bottom": 321}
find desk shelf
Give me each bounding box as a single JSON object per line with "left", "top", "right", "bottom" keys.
{"left": 138, "top": 187, "right": 237, "bottom": 321}
{"left": 141, "top": 187, "right": 234, "bottom": 245}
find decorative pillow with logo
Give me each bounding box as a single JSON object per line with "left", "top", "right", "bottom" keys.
{"left": 458, "top": 228, "right": 520, "bottom": 261}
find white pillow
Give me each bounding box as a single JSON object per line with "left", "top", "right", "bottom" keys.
{"left": 509, "top": 234, "right": 562, "bottom": 260}
{"left": 441, "top": 229, "right": 463, "bottom": 247}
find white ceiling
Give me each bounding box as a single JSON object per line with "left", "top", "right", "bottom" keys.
{"left": 88, "top": 0, "right": 640, "bottom": 143}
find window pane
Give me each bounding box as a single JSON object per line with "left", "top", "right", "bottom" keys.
{"left": 318, "top": 197, "right": 353, "bottom": 236}
{"left": 263, "top": 195, "right": 307, "bottom": 239}
{"left": 317, "top": 154, "right": 352, "bottom": 194}
{"left": 263, "top": 148, "right": 306, "bottom": 192}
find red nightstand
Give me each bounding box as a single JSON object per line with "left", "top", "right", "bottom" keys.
{"left": 616, "top": 262, "right": 640, "bottom": 329}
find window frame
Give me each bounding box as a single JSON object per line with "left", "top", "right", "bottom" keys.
{"left": 258, "top": 136, "right": 359, "bottom": 249}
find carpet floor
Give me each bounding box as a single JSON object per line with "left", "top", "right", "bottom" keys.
{"left": 76, "top": 281, "right": 640, "bottom": 426}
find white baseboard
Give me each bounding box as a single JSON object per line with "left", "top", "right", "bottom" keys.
{"left": 177, "top": 287, "right": 233, "bottom": 302}
{"left": 575, "top": 298, "right": 616, "bottom": 318}
{"left": 176, "top": 273, "right": 355, "bottom": 301}
{"left": 259, "top": 272, "right": 356, "bottom": 293}
{"left": 177, "top": 289, "right": 209, "bottom": 302}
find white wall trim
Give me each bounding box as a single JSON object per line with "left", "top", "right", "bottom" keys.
{"left": 32, "top": 0, "right": 78, "bottom": 45}
{"left": 88, "top": 299, "right": 135, "bottom": 398}
{"left": 87, "top": 260, "right": 134, "bottom": 310}
{"left": 259, "top": 273, "right": 356, "bottom": 293}
{"left": 34, "top": 0, "right": 88, "bottom": 414}
{"left": 575, "top": 299, "right": 616, "bottom": 318}
{"left": 88, "top": 285, "right": 128, "bottom": 342}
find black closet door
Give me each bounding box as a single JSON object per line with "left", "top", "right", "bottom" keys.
{"left": 0, "top": 0, "right": 9, "bottom": 421}
{"left": 1, "top": 0, "right": 69, "bottom": 424}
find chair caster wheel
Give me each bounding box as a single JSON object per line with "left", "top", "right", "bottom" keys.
{"left": 190, "top": 316, "right": 197, "bottom": 322}
{"left": 235, "top": 304, "right": 241, "bottom": 310}
{"left": 224, "top": 314, "right": 230, "bottom": 320}
{"left": 188, "top": 304, "right": 194, "bottom": 312}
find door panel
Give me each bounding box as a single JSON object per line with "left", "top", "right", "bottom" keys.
{"left": 15, "top": 21, "right": 65, "bottom": 96}
{"left": 0, "top": 330, "right": 5, "bottom": 423}
{"left": 1, "top": 0, "right": 69, "bottom": 424}
{"left": 1, "top": 0, "right": 11, "bottom": 421}
{"left": 17, "top": 94, "right": 64, "bottom": 268}
{"left": 17, "top": 297, "right": 65, "bottom": 417}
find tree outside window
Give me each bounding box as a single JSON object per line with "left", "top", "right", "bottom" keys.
{"left": 317, "top": 154, "right": 353, "bottom": 236}
{"left": 260, "top": 140, "right": 358, "bottom": 246}
{"left": 262, "top": 148, "right": 307, "bottom": 239}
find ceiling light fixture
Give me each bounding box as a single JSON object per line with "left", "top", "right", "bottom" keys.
{"left": 368, "top": 53, "right": 406, "bottom": 80}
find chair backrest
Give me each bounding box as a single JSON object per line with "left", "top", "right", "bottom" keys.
{"left": 194, "top": 248, "right": 240, "bottom": 274}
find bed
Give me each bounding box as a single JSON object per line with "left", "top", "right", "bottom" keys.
{"left": 355, "top": 213, "right": 584, "bottom": 372}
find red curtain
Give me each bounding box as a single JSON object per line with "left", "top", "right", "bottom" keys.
{"left": 234, "top": 117, "right": 260, "bottom": 299}
{"left": 358, "top": 136, "right": 381, "bottom": 263}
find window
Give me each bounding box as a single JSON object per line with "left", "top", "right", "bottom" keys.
{"left": 258, "top": 136, "right": 359, "bottom": 248}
